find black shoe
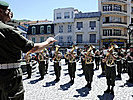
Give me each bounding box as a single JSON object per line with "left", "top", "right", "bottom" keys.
{"left": 110, "top": 89, "right": 114, "bottom": 95}
{"left": 85, "top": 83, "right": 91, "bottom": 88}
{"left": 39, "top": 77, "right": 44, "bottom": 80}
{"left": 54, "top": 78, "right": 60, "bottom": 82}
{"left": 27, "top": 76, "right": 31, "bottom": 79}
{"left": 104, "top": 88, "right": 110, "bottom": 93}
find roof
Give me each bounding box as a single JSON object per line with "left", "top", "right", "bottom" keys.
{"left": 75, "top": 11, "right": 101, "bottom": 19}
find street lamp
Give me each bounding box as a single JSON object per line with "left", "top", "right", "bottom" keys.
{"left": 127, "top": 23, "right": 133, "bottom": 48}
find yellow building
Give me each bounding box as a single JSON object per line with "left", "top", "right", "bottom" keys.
{"left": 98, "top": 0, "right": 132, "bottom": 48}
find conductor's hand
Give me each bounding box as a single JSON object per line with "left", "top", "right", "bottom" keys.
{"left": 46, "top": 37, "right": 57, "bottom": 45}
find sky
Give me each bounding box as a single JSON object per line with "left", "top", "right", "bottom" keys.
{"left": 4, "top": 0, "right": 98, "bottom": 21}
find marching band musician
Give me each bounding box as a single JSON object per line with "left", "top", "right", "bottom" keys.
{"left": 26, "top": 53, "right": 32, "bottom": 79}
{"left": 126, "top": 45, "right": 133, "bottom": 83}
{"left": 84, "top": 45, "right": 94, "bottom": 88}
{"left": 43, "top": 48, "right": 49, "bottom": 74}
{"left": 103, "top": 44, "right": 117, "bottom": 95}
{"left": 64, "top": 50, "right": 69, "bottom": 65}
{"left": 67, "top": 45, "right": 77, "bottom": 84}
{"left": 53, "top": 45, "right": 62, "bottom": 82}
{"left": 116, "top": 47, "right": 122, "bottom": 80}
{"left": 38, "top": 50, "right": 46, "bottom": 80}
{"left": 99, "top": 46, "right": 107, "bottom": 75}
{"left": 94, "top": 49, "right": 100, "bottom": 70}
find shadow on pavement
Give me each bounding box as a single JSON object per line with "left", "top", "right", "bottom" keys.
{"left": 63, "top": 69, "right": 68, "bottom": 71}
{"left": 43, "top": 80, "right": 56, "bottom": 87}
{"left": 119, "top": 82, "right": 133, "bottom": 87}
{"left": 59, "top": 82, "right": 72, "bottom": 91}
{"left": 77, "top": 73, "right": 84, "bottom": 77}
{"left": 64, "top": 73, "right": 69, "bottom": 76}
{"left": 28, "top": 78, "right": 40, "bottom": 84}
{"left": 97, "top": 93, "right": 114, "bottom": 100}
{"left": 49, "top": 73, "right": 55, "bottom": 76}
{"left": 73, "top": 87, "right": 91, "bottom": 98}
{"left": 97, "top": 74, "right": 106, "bottom": 78}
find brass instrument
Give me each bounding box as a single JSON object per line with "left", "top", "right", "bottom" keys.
{"left": 85, "top": 45, "right": 94, "bottom": 64}
{"left": 54, "top": 45, "right": 61, "bottom": 61}
{"left": 106, "top": 44, "right": 118, "bottom": 66}
{"left": 68, "top": 45, "right": 77, "bottom": 63}
{"left": 38, "top": 52, "right": 44, "bottom": 61}
{"left": 26, "top": 53, "right": 31, "bottom": 63}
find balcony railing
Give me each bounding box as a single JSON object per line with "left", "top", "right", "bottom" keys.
{"left": 103, "top": 9, "right": 127, "bottom": 13}
{"left": 103, "top": 22, "right": 127, "bottom": 25}
{"left": 102, "top": 0, "right": 127, "bottom": 3}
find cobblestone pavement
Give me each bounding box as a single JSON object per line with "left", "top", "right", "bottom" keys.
{"left": 23, "top": 59, "right": 133, "bottom": 100}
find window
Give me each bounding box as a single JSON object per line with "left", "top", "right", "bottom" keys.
{"left": 72, "top": 11, "right": 73, "bottom": 18}
{"left": 68, "top": 25, "right": 72, "bottom": 32}
{"left": 59, "top": 36, "right": 63, "bottom": 42}
{"left": 90, "top": 34, "right": 96, "bottom": 43}
{"left": 77, "top": 34, "right": 82, "bottom": 43}
{"left": 90, "top": 21, "right": 96, "bottom": 30}
{"left": 67, "top": 36, "right": 72, "bottom": 42}
{"left": 132, "top": 7, "right": 133, "bottom": 13}
{"left": 32, "top": 37, "right": 36, "bottom": 43}
{"left": 114, "top": 4, "right": 121, "bottom": 11}
{"left": 77, "top": 22, "right": 83, "bottom": 30}
{"left": 64, "top": 12, "right": 70, "bottom": 19}
{"left": 47, "top": 25, "right": 51, "bottom": 33}
{"left": 40, "top": 37, "right": 44, "bottom": 42}
{"left": 131, "top": 18, "right": 133, "bottom": 24}
{"left": 59, "top": 25, "right": 63, "bottom": 33}
{"left": 40, "top": 26, "right": 44, "bottom": 34}
{"left": 114, "top": 29, "right": 121, "bottom": 36}
{"left": 32, "top": 26, "right": 36, "bottom": 34}
{"left": 103, "top": 29, "right": 112, "bottom": 36}
{"left": 57, "top": 13, "right": 61, "bottom": 19}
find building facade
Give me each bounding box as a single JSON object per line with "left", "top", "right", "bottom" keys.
{"left": 53, "top": 7, "right": 76, "bottom": 47}
{"left": 27, "top": 21, "right": 54, "bottom": 43}
{"left": 74, "top": 12, "right": 101, "bottom": 48}
{"left": 98, "top": 0, "right": 130, "bottom": 48}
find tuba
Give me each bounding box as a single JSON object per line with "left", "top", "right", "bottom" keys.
{"left": 85, "top": 45, "right": 94, "bottom": 64}
{"left": 55, "top": 45, "right": 61, "bottom": 61}
{"left": 38, "top": 51, "right": 44, "bottom": 61}
{"left": 106, "top": 44, "right": 118, "bottom": 66}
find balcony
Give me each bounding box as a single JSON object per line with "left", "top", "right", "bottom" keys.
{"left": 76, "top": 41, "right": 98, "bottom": 45}
{"left": 75, "top": 28, "right": 83, "bottom": 33}
{"left": 102, "top": 35, "right": 127, "bottom": 40}
{"left": 102, "top": 0, "right": 127, "bottom": 4}
{"left": 102, "top": 22, "right": 127, "bottom": 27}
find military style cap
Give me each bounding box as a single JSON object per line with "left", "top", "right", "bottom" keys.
{"left": 0, "top": 1, "right": 9, "bottom": 9}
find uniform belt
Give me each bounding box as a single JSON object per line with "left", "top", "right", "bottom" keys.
{"left": 0, "top": 63, "right": 21, "bottom": 69}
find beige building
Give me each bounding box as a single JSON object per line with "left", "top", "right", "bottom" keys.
{"left": 98, "top": 0, "right": 133, "bottom": 48}
{"left": 74, "top": 12, "right": 101, "bottom": 48}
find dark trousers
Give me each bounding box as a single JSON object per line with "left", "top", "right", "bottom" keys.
{"left": 84, "top": 63, "right": 94, "bottom": 84}
{"left": 45, "top": 63, "right": 48, "bottom": 73}
{"left": 105, "top": 66, "right": 116, "bottom": 86}
{"left": 101, "top": 60, "right": 106, "bottom": 73}
{"left": 116, "top": 61, "right": 122, "bottom": 76}
{"left": 68, "top": 62, "right": 76, "bottom": 80}
{"left": 0, "top": 68, "right": 24, "bottom": 100}
{"left": 95, "top": 58, "right": 100, "bottom": 69}
{"left": 81, "top": 59, "right": 85, "bottom": 74}
{"left": 127, "top": 62, "right": 133, "bottom": 81}
{"left": 38, "top": 61, "right": 46, "bottom": 78}
{"left": 54, "top": 62, "right": 61, "bottom": 79}
{"left": 26, "top": 64, "right": 32, "bottom": 78}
